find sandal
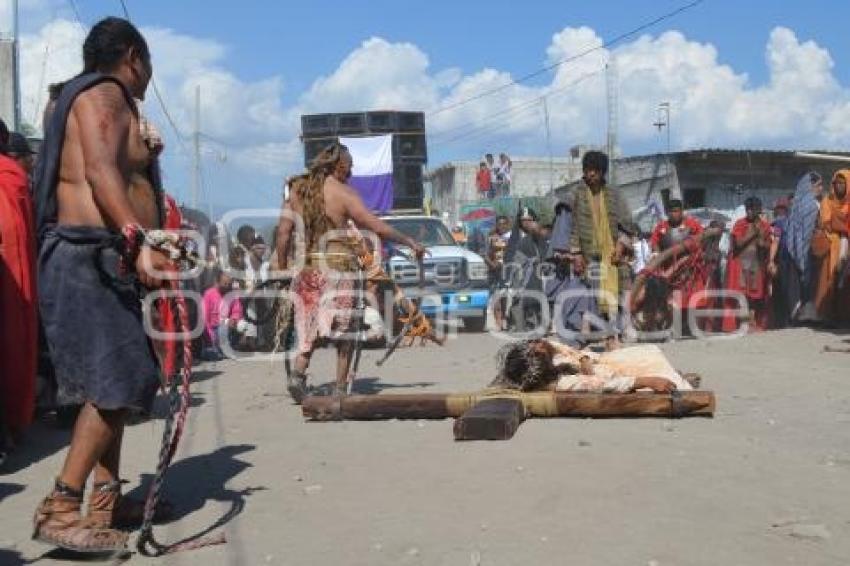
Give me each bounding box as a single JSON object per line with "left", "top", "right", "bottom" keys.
{"left": 86, "top": 480, "right": 175, "bottom": 529}
{"left": 32, "top": 484, "right": 128, "bottom": 554}
{"left": 287, "top": 372, "right": 308, "bottom": 404}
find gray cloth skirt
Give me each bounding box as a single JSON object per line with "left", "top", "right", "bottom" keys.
{"left": 38, "top": 226, "right": 160, "bottom": 412}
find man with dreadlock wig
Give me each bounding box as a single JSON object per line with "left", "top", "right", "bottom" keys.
{"left": 275, "top": 143, "right": 426, "bottom": 402}
{"left": 490, "top": 339, "right": 692, "bottom": 393}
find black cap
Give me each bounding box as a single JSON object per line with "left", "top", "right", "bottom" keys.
{"left": 7, "top": 133, "right": 35, "bottom": 156}
{"left": 667, "top": 199, "right": 684, "bottom": 210}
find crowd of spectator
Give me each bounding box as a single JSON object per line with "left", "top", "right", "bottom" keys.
{"left": 474, "top": 151, "right": 850, "bottom": 341}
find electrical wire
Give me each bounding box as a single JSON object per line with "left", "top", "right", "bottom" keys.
{"left": 427, "top": 0, "right": 705, "bottom": 117}
{"left": 432, "top": 68, "right": 605, "bottom": 147}
{"left": 117, "top": 0, "right": 190, "bottom": 154}
{"left": 66, "top": 0, "right": 87, "bottom": 34}
{"left": 429, "top": 66, "right": 605, "bottom": 142}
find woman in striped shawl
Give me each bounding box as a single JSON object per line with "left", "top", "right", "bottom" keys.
{"left": 784, "top": 171, "right": 823, "bottom": 321}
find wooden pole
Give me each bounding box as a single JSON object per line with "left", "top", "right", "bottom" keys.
{"left": 302, "top": 390, "right": 715, "bottom": 421}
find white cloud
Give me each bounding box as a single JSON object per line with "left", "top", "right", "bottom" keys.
{"left": 19, "top": 19, "right": 297, "bottom": 178}
{"left": 19, "top": 19, "right": 86, "bottom": 128}
{"left": 298, "top": 37, "right": 441, "bottom": 114}
{"left": 17, "top": 20, "right": 850, "bottom": 207}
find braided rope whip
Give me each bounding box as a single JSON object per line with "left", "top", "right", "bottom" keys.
{"left": 120, "top": 226, "right": 226, "bottom": 556}
{"left": 637, "top": 235, "right": 719, "bottom": 298}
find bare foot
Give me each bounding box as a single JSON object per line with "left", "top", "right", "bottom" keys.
{"left": 681, "top": 372, "right": 702, "bottom": 389}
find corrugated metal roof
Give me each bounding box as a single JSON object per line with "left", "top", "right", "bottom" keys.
{"left": 618, "top": 148, "right": 850, "bottom": 162}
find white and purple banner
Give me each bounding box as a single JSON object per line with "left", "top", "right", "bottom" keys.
{"left": 340, "top": 135, "right": 394, "bottom": 213}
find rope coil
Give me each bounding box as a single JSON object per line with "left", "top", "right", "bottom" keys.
{"left": 134, "top": 231, "right": 226, "bottom": 556}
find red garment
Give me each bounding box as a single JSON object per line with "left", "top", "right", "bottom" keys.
{"left": 157, "top": 193, "right": 184, "bottom": 377}
{"left": 723, "top": 217, "right": 772, "bottom": 332}
{"left": 0, "top": 156, "right": 37, "bottom": 431}
{"left": 292, "top": 267, "right": 354, "bottom": 356}
{"left": 162, "top": 193, "right": 182, "bottom": 230}
{"left": 475, "top": 169, "right": 491, "bottom": 192}
{"left": 649, "top": 216, "right": 703, "bottom": 250}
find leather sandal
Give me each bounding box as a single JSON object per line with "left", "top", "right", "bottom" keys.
{"left": 85, "top": 480, "right": 175, "bottom": 529}
{"left": 32, "top": 485, "right": 128, "bottom": 554}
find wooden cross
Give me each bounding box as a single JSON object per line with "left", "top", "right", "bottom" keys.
{"left": 301, "top": 389, "right": 715, "bottom": 441}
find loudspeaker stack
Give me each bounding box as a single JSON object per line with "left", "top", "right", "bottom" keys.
{"left": 300, "top": 111, "right": 427, "bottom": 210}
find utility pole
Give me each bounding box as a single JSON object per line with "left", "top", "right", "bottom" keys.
{"left": 542, "top": 96, "right": 554, "bottom": 192}
{"left": 0, "top": 0, "right": 21, "bottom": 130}
{"left": 606, "top": 58, "right": 618, "bottom": 186}
{"left": 655, "top": 101, "right": 671, "bottom": 154}
{"left": 192, "top": 85, "right": 201, "bottom": 210}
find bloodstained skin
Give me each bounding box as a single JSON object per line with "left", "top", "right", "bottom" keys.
{"left": 98, "top": 119, "right": 110, "bottom": 144}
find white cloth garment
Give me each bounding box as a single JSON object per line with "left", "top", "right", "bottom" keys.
{"left": 548, "top": 340, "right": 692, "bottom": 392}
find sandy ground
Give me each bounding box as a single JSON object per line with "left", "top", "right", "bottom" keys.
{"left": 2, "top": 327, "right": 850, "bottom": 566}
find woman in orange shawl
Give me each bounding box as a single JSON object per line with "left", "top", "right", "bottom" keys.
{"left": 814, "top": 170, "right": 850, "bottom": 323}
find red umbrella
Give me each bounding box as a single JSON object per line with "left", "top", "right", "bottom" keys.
{"left": 461, "top": 208, "right": 496, "bottom": 221}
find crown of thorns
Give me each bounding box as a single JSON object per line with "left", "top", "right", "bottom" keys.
{"left": 492, "top": 340, "right": 557, "bottom": 391}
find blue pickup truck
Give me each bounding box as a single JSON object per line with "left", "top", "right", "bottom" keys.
{"left": 380, "top": 215, "right": 490, "bottom": 331}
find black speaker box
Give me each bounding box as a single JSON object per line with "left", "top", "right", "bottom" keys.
{"left": 366, "top": 111, "right": 396, "bottom": 132}
{"left": 301, "top": 114, "right": 333, "bottom": 136}
{"left": 397, "top": 112, "right": 425, "bottom": 132}
{"left": 335, "top": 113, "right": 366, "bottom": 135}
{"left": 394, "top": 133, "right": 428, "bottom": 161}
{"left": 303, "top": 137, "right": 338, "bottom": 166}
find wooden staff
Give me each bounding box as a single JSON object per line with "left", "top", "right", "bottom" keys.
{"left": 301, "top": 389, "right": 715, "bottom": 421}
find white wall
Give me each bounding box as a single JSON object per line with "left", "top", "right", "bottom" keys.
{"left": 427, "top": 157, "right": 584, "bottom": 223}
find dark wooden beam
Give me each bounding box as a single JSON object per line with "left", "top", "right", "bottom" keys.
{"left": 301, "top": 390, "right": 715, "bottom": 422}
{"left": 453, "top": 398, "right": 526, "bottom": 441}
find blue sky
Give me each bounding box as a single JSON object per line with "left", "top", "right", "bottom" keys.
{"left": 16, "top": 0, "right": 850, "bottom": 212}
{"left": 41, "top": 0, "right": 849, "bottom": 87}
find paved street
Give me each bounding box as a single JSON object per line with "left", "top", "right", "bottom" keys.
{"left": 2, "top": 328, "right": 850, "bottom": 565}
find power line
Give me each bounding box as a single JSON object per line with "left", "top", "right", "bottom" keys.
{"left": 434, "top": 68, "right": 605, "bottom": 147}
{"left": 429, "top": 66, "right": 605, "bottom": 142}
{"left": 117, "top": 0, "right": 190, "bottom": 154}
{"left": 427, "top": 0, "right": 705, "bottom": 117}
{"left": 429, "top": 94, "right": 544, "bottom": 142}
{"left": 434, "top": 100, "right": 544, "bottom": 146}
{"left": 66, "top": 0, "right": 87, "bottom": 33}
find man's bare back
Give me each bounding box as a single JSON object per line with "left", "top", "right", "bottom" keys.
{"left": 288, "top": 176, "right": 379, "bottom": 230}
{"left": 281, "top": 174, "right": 423, "bottom": 259}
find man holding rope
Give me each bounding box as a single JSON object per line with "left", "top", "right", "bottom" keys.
{"left": 275, "top": 143, "right": 426, "bottom": 401}
{"left": 31, "top": 18, "right": 173, "bottom": 553}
